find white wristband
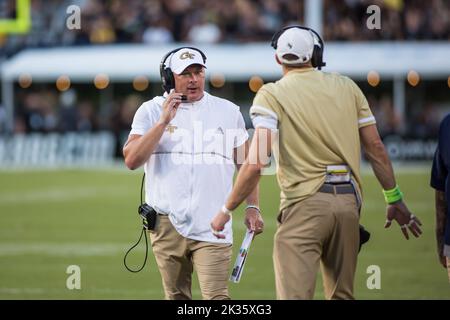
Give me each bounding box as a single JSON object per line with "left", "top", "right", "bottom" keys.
{"left": 221, "top": 205, "right": 232, "bottom": 215}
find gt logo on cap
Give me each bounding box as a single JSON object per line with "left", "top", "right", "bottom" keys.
{"left": 180, "top": 51, "right": 195, "bottom": 60}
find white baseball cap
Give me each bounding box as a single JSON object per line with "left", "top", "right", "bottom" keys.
{"left": 169, "top": 48, "right": 207, "bottom": 74}
{"left": 276, "top": 28, "right": 315, "bottom": 65}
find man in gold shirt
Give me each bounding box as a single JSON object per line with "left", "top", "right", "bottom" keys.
{"left": 210, "top": 26, "right": 423, "bottom": 299}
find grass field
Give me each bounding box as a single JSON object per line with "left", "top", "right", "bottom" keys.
{"left": 0, "top": 166, "right": 449, "bottom": 300}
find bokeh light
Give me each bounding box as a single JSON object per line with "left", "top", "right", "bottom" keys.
{"left": 407, "top": 70, "right": 420, "bottom": 87}
{"left": 210, "top": 73, "right": 226, "bottom": 88}
{"left": 367, "top": 71, "right": 380, "bottom": 87}
{"left": 56, "top": 75, "right": 71, "bottom": 91}
{"left": 94, "top": 73, "right": 110, "bottom": 90}
{"left": 18, "top": 73, "right": 32, "bottom": 89}
{"left": 133, "top": 76, "right": 149, "bottom": 91}
{"left": 249, "top": 76, "right": 264, "bottom": 93}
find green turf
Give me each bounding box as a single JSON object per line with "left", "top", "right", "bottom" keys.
{"left": 0, "top": 167, "right": 448, "bottom": 300}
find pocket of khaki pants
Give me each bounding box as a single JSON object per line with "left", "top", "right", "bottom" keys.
{"left": 342, "top": 194, "right": 359, "bottom": 218}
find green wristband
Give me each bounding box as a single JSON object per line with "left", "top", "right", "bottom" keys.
{"left": 382, "top": 185, "right": 403, "bottom": 204}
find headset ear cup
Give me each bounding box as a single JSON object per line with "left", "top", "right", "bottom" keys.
{"left": 162, "top": 68, "right": 174, "bottom": 93}
{"left": 161, "top": 69, "right": 167, "bottom": 93}
{"left": 271, "top": 29, "right": 282, "bottom": 49}
{"left": 166, "top": 70, "right": 174, "bottom": 92}
{"left": 316, "top": 45, "right": 324, "bottom": 69}
{"left": 311, "top": 45, "right": 319, "bottom": 68}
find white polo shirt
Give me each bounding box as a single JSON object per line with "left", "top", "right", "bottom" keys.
{"left": 129, "top": 92, "right": 248, "bottom": 244}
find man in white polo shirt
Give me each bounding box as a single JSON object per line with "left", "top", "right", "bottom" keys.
{"left": 123, "top": 47, "right": 264, "bottom": 300}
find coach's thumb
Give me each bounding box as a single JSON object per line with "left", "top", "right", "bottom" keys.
{"left": 249, "top": 218, "right": 256, "bottom": 232}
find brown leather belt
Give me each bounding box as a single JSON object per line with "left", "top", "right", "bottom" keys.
{"left": 318, "top": 183, "right": 354, "bottom": 194}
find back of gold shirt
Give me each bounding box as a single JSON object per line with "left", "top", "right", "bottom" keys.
{"left": 250, "top": 68, "right": 376, "bottom": 211}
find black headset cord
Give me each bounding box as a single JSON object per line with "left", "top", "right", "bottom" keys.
{"left": 123, "top": 226, "right": 148, "bottom": 273}
{"left": 123, "top": 173, "right": 148, "bottom": 273}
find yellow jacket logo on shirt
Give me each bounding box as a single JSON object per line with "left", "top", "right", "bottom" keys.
{"left": 166, "top": 124, "right": 178, "bottom": 133}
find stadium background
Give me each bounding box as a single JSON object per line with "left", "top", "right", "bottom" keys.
{"left": 0, "top": 0, "right": 449, "bottom": 299}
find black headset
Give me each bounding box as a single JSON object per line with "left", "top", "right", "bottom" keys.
{"left": 271, "top": 25, "right": 326, "bottom": 70}
{"left": 159, "top": 47, "right": 207, "bottom": 93}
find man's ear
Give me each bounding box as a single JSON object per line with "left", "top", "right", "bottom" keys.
{"left": 275, "top": 54, "right": 282, "bottom": 65}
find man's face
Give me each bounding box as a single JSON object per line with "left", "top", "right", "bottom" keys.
{"left": 173, "top": 64, "right": 205, "bottom": 102}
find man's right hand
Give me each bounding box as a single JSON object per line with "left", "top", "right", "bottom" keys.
{"left": 159, "top": 89, "right": 183, "bottom": 125}
{"left": 384, "top": 200, "right": 422, "bottom": 240}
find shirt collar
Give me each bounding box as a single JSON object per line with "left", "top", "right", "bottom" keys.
{"left": 186, "top": 91, "right": 208, "bottom": 107}
{"left": 286, "top": 67, "right": 315, "bottom": 75}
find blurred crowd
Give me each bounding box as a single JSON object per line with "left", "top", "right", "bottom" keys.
{"left": 0, "top": 0, "right": 449, "bottom": 57}
{"left": 4, "top": 87, "right": 442, "bottom": 141}
{"left": 324, "top": 0, "right": 449, "bottom": 41}
{"left": 8, "top": 88, "right": 147, "bottom": 153}
{"left": 367, "top": 93, "right": 443, "bottom": 139}
{"left": 10, "top": 89, "right": 144, "bottom": 153}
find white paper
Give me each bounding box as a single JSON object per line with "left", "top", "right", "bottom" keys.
{"left": 229, "top": 229, "right": 254, "bottom": 283}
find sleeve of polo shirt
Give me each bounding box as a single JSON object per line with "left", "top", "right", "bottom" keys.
{"left": 234, "top": 109, "right": 249, "bottom": 148}
{"left": 249, "top": 86, "right": 281, "bottom": 131}
{"left": 350, "top": 79, "right": 377, "bottom": 128}
{"left": 129, "top": 102, "right": 158, "bottom": 136}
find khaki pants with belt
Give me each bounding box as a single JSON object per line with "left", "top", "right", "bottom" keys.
{"left": 149, "top": 215, "right": 232, "bottom": 300}
{"left": 273, "top": 189, "right": 359, "bottom": 300}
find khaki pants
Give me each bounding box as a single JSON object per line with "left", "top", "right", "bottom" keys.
{"left": 149, "top": 215, "right": 232, "bottom": 300}
{"left": 273, "top": 191, "right": 359, "bottom": 300}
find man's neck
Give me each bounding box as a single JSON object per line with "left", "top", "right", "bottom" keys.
{"left": 282, "top": 65, "right": 313, "bottom": 76}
